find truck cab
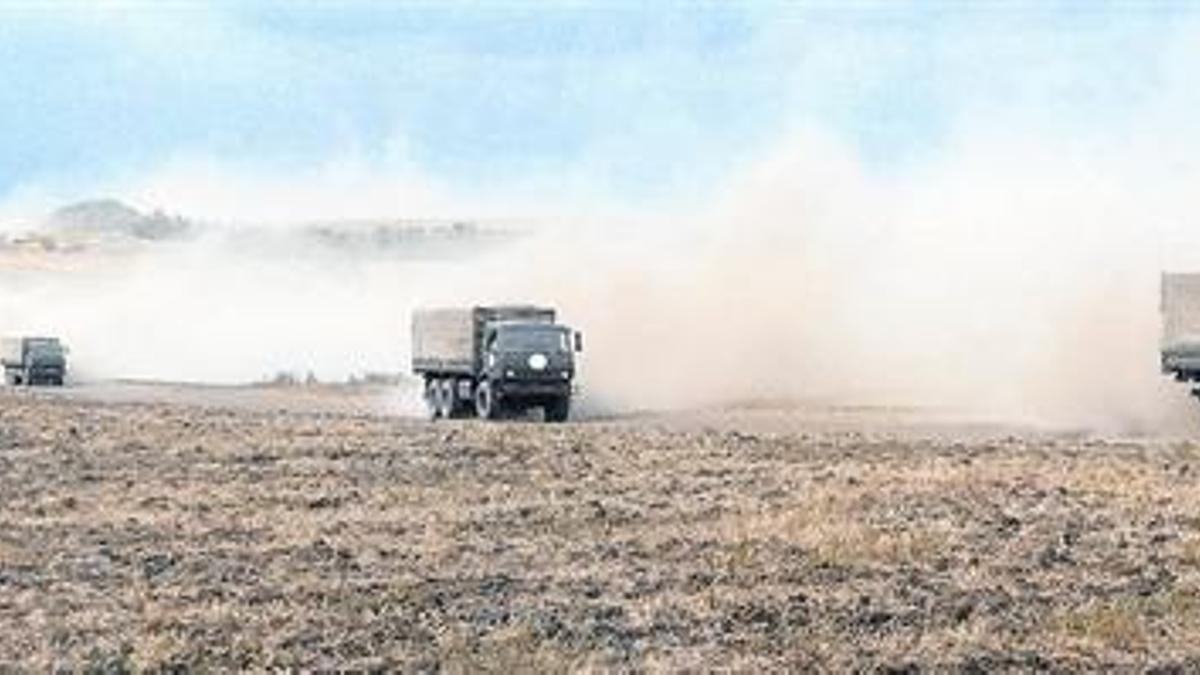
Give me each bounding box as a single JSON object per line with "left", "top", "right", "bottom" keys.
{"left": 480, "top": 321, "right": 576, "bottom": 418}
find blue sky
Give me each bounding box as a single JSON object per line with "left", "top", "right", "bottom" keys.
{"left": 0, "top": 2, "right": 1195, "bottom": 209}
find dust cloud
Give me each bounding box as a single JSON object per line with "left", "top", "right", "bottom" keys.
{"left": 1, "top": 125, "right": 1199, "bottom": 432}
{"left": 453, "top": 128, "right": 1200, "bottom": 432}
{"left": 486, "top": 128, "right": 1167, "bottom": 436}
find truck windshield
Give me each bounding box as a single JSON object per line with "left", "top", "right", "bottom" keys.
{"left": 495, "top": 329, "right": 567, "bottom": 352}
{"left": 27, "top": 340, "right": 61, "bottom": 355}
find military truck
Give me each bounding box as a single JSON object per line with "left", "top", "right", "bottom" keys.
{"left": 412, "top": 305, "right": 582, "bottom": 421}
{"left": 1161, "top": 273, "right": 1200, "bottom": 398}
{"left": 2, "top": 336, "right": 67, "bottom": 386}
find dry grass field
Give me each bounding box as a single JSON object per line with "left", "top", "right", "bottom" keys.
{"left": 4, "top": 389, "right": 1200, "bottom": 670}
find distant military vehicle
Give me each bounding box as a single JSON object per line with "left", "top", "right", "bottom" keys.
{"left": 1161, "top": 273, "right": 1200, "bottom": 398}
{"left": 2, "top": 337, "right": 67, "bottom": 386}
{"left": 412, "top": 305, "right": 582, "bottom": 422}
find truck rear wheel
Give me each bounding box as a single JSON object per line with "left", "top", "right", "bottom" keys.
{"left": 475, "top": 381, "right": 500, "bottom": 420}
{"left": 441, "top": 379, "right": 461, "bottom": 418}
{"left": 437, "top": 380, "right": 456, "bottom": 419}
{"left": 545, "top": 396, "right": 570, "bottom": 423}
{"left": 425, "top": 379, "right": 443, "bottom": 419}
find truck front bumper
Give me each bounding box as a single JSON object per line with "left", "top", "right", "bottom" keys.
{"left": 495, "top": 380, "right": 572, "bottom": 398}
{"left": 26, "top": 367, "right": 64, "bottom": 384}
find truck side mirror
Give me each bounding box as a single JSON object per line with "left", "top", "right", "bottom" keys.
{"left": 573, "top": 331, "right": 583, "bottom": 353}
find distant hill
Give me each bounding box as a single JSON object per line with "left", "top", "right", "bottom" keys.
{"left": 46, "top": 199, "right": 192, "bottom": 241}
{"left": 27, "top": 198, "right": 525, "bottom": 260}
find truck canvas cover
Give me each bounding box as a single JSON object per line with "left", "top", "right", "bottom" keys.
{"left": 412, "top": 309, "right": 477, "bottom": 374}
{"left": 1162, "top": 274, "right": 1200, "bottom": 347}
{"left": 0, "top": 338, "right": 24, "bottom": 366}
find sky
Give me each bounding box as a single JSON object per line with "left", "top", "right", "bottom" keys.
{"left": 0, "top": 1, "right": 1196, "bottom": 216}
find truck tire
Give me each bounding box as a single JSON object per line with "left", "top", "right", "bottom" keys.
{"left": 425, "top": 379, "right": 443, "bottom": 419}
{"left": 545, "top": 396, "right": 570, "bottom": 423}
{"left": 475, "top": 380, "right": 500, "bottom": 420}
{"left": 440, "top": 379, "right": 460, "bottom": 418}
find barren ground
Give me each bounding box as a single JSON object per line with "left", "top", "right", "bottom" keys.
{"left": 3, "top": 385, "right": 1200, "bottom": 671}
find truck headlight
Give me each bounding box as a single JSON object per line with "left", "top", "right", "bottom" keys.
{"left": 506, "top": 369, "right": 516, "bottom": 378}
{"left": 528, "top": 353, "right": 548, "bottom": 371}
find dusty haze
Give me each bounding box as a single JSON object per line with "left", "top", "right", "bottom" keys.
{"left": 2, "top": 123, "right": 1199, "bottom": 432}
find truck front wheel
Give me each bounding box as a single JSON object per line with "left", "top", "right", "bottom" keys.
{"left": 545, "top": 396, "right": 570, "bottom": 423}
{"left": 475, "top": 381, "right": 500, "bottom": 420}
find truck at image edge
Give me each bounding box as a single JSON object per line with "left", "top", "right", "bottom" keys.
{"left": 2, "top": 336, "right": 67, "bottom": 386}
{"left": 1161, "top": 272, "right": 1200, "bottom": 399}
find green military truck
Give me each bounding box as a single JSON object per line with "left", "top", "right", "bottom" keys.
{"left": 412, "top": 305, "right": 582, "bottom": 422}
{"left": 1162, "top": 273, "right": 1200, "bottom": 399}
{"left": 2, "top": 336, "right": 67, "bottom": 386}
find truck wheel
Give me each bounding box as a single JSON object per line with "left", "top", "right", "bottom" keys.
{"left": 545, "top": 397, "right": 570, "bottom": 423}
{"left": 425, "top": 379, "right": 443, "bottom": 419}
{"left": 475, "top": 381, "right": 500, "bottom": 420}
{"left": 440, "top": 379, "right": 459, "bottom": 418}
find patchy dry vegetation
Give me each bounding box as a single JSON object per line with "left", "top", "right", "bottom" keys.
{"left": 3, "top": 391, "right": 1200, "bottom": 670}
